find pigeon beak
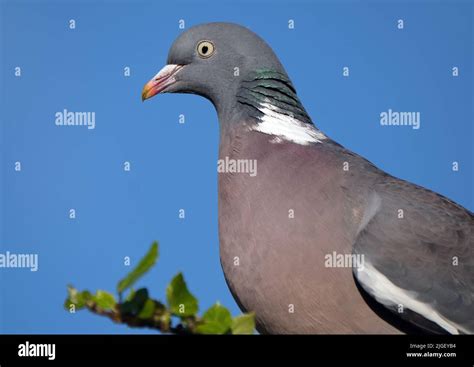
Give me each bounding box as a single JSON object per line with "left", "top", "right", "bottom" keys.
{"left": 141, "top": 64, "right": 184, "bottom": 101}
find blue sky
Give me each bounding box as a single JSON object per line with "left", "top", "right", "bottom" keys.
{"left": 0, "top": 0, "right": 472, "bottom": 333}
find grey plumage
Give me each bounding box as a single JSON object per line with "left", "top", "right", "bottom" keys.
{"left": 142, "top": 22, "right": 474, "bottom": 334}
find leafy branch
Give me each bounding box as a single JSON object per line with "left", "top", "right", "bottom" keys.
{"left": 64, "top": 241, "right": 255, "bottom": 334}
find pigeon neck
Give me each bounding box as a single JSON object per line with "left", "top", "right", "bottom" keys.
{"left": 235, "top": 69, "right": 313, "bottom": 125}
{"left": 220, "top": 69, "right": 327, "bottom": 146}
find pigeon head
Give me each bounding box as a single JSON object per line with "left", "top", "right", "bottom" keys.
{"left": 142, "top": 22, "right": 298, "bottom": 120}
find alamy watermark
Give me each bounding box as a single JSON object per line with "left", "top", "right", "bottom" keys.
{"left": 217, "top": 156, "right": 257, "bottom": 177}
{"left": 55, "top": 109, "right": 96, "bottom": 130}
{"left": 380, "top": 109, "right": 420, "bottom": 130}
{"left": 324, "top": 251, "right": 365, "bottom": 271}
{"left": 18, "top": 341, "right": 55, "bottom": 360}
{"left": 0, "top": 251, "right": 38, "bottom": 272}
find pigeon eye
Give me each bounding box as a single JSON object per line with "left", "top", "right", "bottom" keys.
{"left": 197, "top": 40, "right": 215, "bottom": 58}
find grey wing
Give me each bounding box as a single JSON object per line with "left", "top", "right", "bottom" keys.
{"left": 352, "top": 178, "right": 474, "bottom": 334}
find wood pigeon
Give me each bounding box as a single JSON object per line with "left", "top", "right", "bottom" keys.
{"left": 142, "top": 22, "right": 473, "bottom": 334}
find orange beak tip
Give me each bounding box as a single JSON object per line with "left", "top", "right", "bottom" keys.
{"left": 140, "top": 64, "right": 183, "bottom": 103}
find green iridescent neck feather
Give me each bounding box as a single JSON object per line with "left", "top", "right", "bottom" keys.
{"left": 236, "top": 69, "right": 313, "bottom": 125}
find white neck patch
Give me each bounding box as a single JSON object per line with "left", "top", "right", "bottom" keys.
{"left": 249, "top": 102, "right": 326, "bottom": 146}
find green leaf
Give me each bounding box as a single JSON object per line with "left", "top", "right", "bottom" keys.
{"left": 64, "top": 286, "right": 92, "bottom": 310}
{"left": 117, "top": 242, "right": 159, "bottom": 294}
{"left": 195, "top": 303, "right": 232, "bottom": 334}
{"left": 125, "top": 288, "right": 136, "bottom": 302}
{"left": 120, "top": 288, "right": 149, "bottom": 315}
{"left": 166, "top": 273, "right": 198, "bottom": 317}
{"left": 231, "top": 313, "right": 256, "bottom": 335}
{"left": 94, "top": 290, "right": 116, "bottom": 310}
{"left": 138, "top": 299, "right": 156, "bottom": 319}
